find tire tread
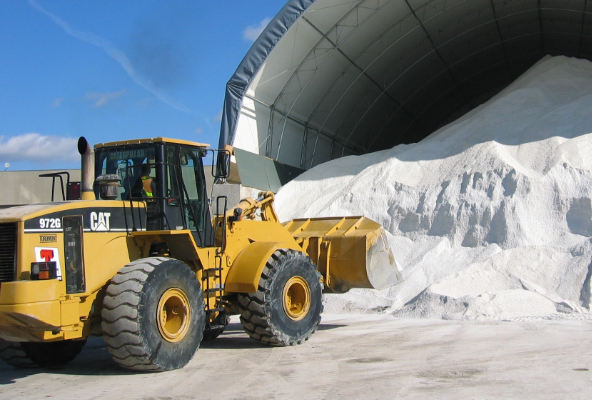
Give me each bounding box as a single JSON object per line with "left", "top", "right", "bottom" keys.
{"left": 101, "top": 257, "right": 205, "bottom": 371}
{"left": 238, "top": 249, "right": 323, "bottom": 346}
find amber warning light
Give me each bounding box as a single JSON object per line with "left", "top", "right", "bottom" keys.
{"left": 31, "top": 262, "right": 58, "bottom": 280}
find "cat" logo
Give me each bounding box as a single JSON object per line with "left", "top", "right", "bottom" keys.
{"left": 90, "top": 212, "right": 111, "bottom": 231}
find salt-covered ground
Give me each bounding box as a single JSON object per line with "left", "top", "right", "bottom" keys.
{"left": 276, "top": 56, "right": 592, "bottom": 321}
{"left": 2, "top": 316, "right": 591, "bottom": 399}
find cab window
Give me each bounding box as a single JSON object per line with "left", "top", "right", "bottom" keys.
{"left": 96, "top": 146, "right": 156, "bottom": 200}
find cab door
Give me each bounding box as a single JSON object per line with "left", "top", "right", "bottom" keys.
{"left": 164, "top": 144, "right": 214, "bottom": 247}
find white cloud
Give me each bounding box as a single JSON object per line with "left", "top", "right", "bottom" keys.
{"left": 52, "top": 97, "right": 64, "bottom": 107}
{"left": 214, "top": 109, "right": 223, "bottom": 123}
{"left": 138, "top": 97, "right": 156, "bottom": 106}
{"left": 85, "top": 89, "right": 126, "bottom": 107}
{"left": 195, "top": 127, "right": 203, "bottom": 135}
{"left": 0, "top": 133, "right": 79, "bottom": 164}
{"left": 243, "top": 18, "right": 271, "bottom": 42}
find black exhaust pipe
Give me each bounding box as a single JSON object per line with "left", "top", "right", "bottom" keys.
{"left": 78, "top": 137, "right": 96, "bottom": 200}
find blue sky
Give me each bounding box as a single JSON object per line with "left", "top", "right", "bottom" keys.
{"left": 0, "top": 0, "right": 285, "bottom": 170}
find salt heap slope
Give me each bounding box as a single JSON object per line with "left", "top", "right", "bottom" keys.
{"left": 276, "top": 56, "right": 592, "bottom": 320}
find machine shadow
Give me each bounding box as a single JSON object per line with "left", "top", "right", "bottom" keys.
{"left": 0, "top": 322, "right": 348, "bottom": 382}
{"left": 317, "top": 323, "right": 346, "bottom": 331}
{"left": 0, "top": 366, "right": 37, "bottom": 385}
{"left": 200, "top": 322, "right": 264, "bottom": 350}
{"left": 0, "top": 337, "right": 143, "bottom": 382}
{"left": 200, "top": 321, "right": 346, "bottom": 350}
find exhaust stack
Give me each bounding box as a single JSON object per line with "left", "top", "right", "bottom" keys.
{"left": 78, "top": 137, "right": 96, "bottom": 200}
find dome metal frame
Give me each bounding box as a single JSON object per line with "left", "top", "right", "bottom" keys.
{"left": 220, "top": 0, "right": 592, "bottom": 170}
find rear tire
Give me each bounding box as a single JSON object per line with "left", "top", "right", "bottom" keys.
{"left": 0, "top": 339, "right": 86, "bottom": 368}
{"left": 238, "top": 249, "right": 323, "bottom": 346}
{"left": 101, "top": 257, "right": 205, "bottom": 371}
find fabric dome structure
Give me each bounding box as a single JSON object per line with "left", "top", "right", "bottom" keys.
{"left": 220, "top": 0, "right": 592, "bottom": 171}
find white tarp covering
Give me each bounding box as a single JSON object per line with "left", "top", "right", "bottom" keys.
{"left": 220, "top": 0, "right": 592, "bottom": 170}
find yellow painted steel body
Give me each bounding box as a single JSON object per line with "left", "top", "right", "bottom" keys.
{"left": 224, "top": 240, "right": 300, "bottom": 293}
{"left": 95, "top": 136, "right": 209, "bottom": 149}
{"left": 0, "top": 136, "right": 400, "bottom": 364}
{"left": 0, "top": 201, "right": 143, "bottom": 342}
{"left": 0, "top": 191, "right": 400, "bottom": 344}
{"left": 0, "top": 198, "right": 306, "bottom": 342}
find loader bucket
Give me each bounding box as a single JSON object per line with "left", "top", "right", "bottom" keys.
{"left": 283, "top": 217, "right": 402, "bottom": 293}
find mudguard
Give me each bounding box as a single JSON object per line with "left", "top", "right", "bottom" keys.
{"left": 225, "top": 241, "right": 301, "bottom": 293}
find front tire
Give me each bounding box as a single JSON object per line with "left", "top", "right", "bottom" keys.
{"left": 0, "top": 339, "right": 86, "bottom": 368}
{"left": 101, "top": 257, "right": 205, "bottom": 371}
{"left": 238, "top": 249, "right": 323, "bottom": 346}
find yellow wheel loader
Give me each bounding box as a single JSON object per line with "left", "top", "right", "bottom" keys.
{"left": 0, "top": 137, "right": 401, "bottom": 371}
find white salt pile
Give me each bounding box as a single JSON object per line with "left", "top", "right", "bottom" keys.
{"left": 276, "top": 56, "right": 592, "bottom": 321}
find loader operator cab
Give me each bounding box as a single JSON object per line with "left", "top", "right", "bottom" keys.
{"left": 94, "top": 138, "right": 218, "bottom": 247}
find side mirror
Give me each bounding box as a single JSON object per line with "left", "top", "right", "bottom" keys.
{"left": 215, "top": 151, "right": 231, "bottom": 179}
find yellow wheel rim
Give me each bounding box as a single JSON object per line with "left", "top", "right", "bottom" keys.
{"left": 283, "top": 276, "right": 311, "bottom": 321}
{"left": 157, "top": 288, "right": 191, "bottom": 342}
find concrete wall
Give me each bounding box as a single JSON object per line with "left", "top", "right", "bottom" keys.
{"left": 0, "top": 167, "right": 249, "bottom": 207}
{"left": 0, "top": 170, "right": 81, "bottom": 206}
{"left": 0, "top": 163, "right": 265, "bottom": 207}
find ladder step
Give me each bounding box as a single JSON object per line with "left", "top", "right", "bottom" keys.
{"left": 202, "top": 268, "right": 223, "bottom": 280}
{"left": 205, "top": 287, "right": 224, "bottom": 293}
{"left": 206, "top": 308, "right": 226, "bottom": 314}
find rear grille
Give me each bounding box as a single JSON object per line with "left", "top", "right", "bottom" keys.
{"left": 0, "top": 223, "right": 17, "bottom": 283}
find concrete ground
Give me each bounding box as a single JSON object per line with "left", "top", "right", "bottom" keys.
{"left": 0, "top": 314, "right": 591, "bottom": 399}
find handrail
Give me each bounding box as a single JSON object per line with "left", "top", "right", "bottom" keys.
{"left": 39, "top": 171, "right": 70, "bottom": 201}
